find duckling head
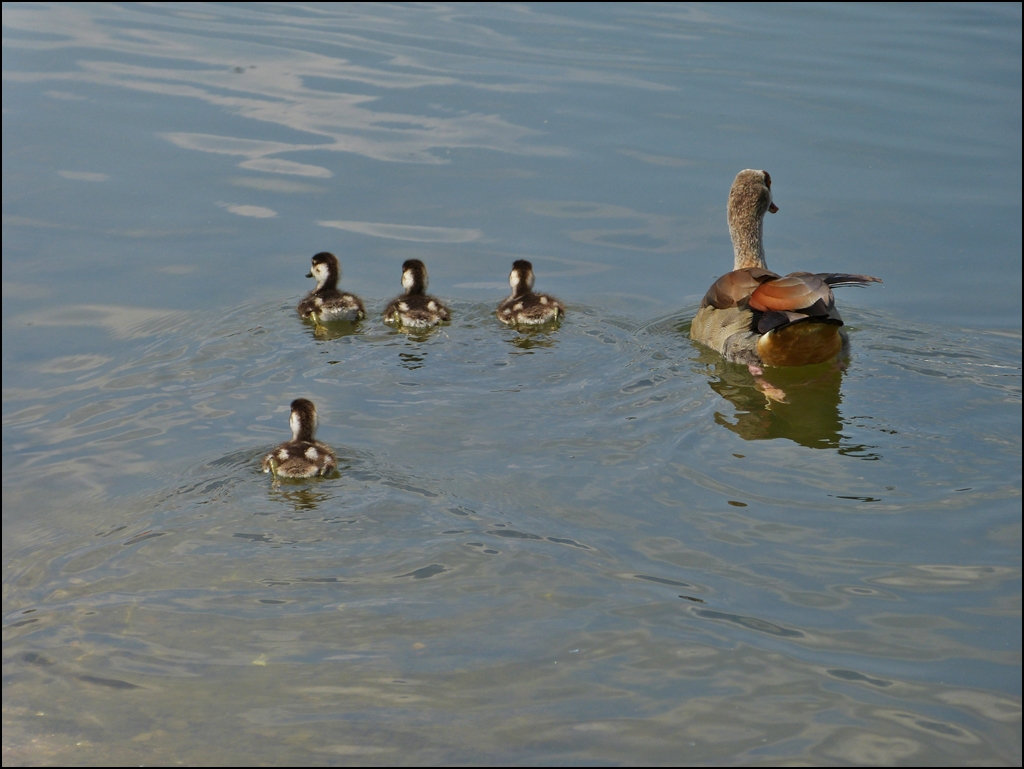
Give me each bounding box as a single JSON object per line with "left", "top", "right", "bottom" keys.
{"left": 509, "top": 260, "right": 535, "bottom": 297}
{"left": 401, "top": 259, "right": 429, "bottom": 295}
{"left": 306, "top": 252, "right": 340, "bottom": 291}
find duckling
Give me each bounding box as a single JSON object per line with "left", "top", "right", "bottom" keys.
{"left": 690, "top": 169, "right": 881, "bottom": 369}
{"left": 497, "top": 260, "right": 565, "bottom": 326}
{"left": 297, "top": 252, "right": 365, "bottom": 323}
{"left": 261, "top": 398, "right": 336, "bottom": 479}
{"left": 383, "top": 259, "right": 451, "bottom": 328}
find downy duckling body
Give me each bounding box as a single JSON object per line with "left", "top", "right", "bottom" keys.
{"left": 690, "top": 169, "right": 881, "bottom": 368}
{"left": 261, "top": 398, "right": 336, "bottom": 479}
{"left": 383, "top": 259, "right": 450, "bottom": 328}
{"left": 497, "top": 260, "right": 565, "bottom": 326}
{"left": 297, "top": 252, "right": 365, "bottom": 323}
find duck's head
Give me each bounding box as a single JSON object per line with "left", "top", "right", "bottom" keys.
{"left": 508, "top": 260, "right": 535, "bottom": 297}
{"left": 727, "top": 170, "right": 779, "bottom": 270}
{"left": 289, "top": 398, "right": 319, "bottom": 442}
{"left": 306, "top": 252, "right": 340, "bottom": 290}
{"left": 401, "top": 259, "right": 429, "bottom": 295}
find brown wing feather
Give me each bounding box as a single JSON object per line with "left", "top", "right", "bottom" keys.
{"left": 749, "top": 274, "right": 834, "bottom": 312}
{"left": 701, "top": 268, "right": 779, "bottom": 309}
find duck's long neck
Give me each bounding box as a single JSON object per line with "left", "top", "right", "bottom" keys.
{"left": 729, "top": 210, "right": 767, "bottom": 270}
{"left": 318, "top": 273, "right": 338, "bottom": 292}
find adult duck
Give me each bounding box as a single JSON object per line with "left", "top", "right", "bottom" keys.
{"left": 691, "top": 169, "right": 881, "bottom": 370}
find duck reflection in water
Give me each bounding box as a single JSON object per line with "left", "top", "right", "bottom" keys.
{"left": 505, "top": 329, "right": 559, "bottom": 353}
{"left": 305, "top": 321, "right": 362, "bottom": 342}
{"left": 268, "top": 485, "right": 332, "bottom": 514}
{"left": 384, "top": 329, "right": 438, "bottom": 370}
{"left": 695, "top": 346, "right": 876, "bottom": 455}
{"left": 398, "top": 347, "right": 427, "bottom": 370}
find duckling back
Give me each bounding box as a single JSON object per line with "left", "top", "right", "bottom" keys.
{"left": 496, "top": 260, "right": 565, "bottom": 326}
{"left": 383, "top": 259, "right": 450, "bottom": 328}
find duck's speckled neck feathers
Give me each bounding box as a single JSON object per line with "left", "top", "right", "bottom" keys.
{"left": 727, "top": 169, "right": 777, "bottom": 270}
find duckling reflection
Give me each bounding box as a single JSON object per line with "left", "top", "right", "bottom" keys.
{"left": 305, "top": 321, "right": 362, "bottom": 342}
{"left": 695, "top": 345, "right": 847, "bottom": 449}
{"left": 398, "top": 348, "right": 427, "bottom": 370}
{"left": 504, "top": 330, "right": 558, "bottom": 352}
{"left": 268, "top": 486, "right": 332, "bottom": 514}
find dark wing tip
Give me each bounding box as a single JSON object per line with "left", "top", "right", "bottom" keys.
{"left": 818, "top": 273, "right": 883, "bottom": 288}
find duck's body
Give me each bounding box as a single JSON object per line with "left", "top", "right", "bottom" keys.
{"left": 262, "top": 398, "right": 336, "bottom": 479}
{"left": 297, "top": 252, "right": 365, "bottom": 323}
{"left": 691, "top": 170, "right": 881, "bottom": 368}
{"left": 383, "top": 259, "right": 450, "bottom": 328}
{"left": 497, "top": 260, "right": 565, "bottom": 326}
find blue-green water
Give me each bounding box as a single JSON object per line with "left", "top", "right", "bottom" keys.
{"left": 3, "top": 3, "right": 1020, "bottom": 765}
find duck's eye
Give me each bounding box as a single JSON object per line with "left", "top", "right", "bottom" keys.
{"left": 763, "top": 171, "right": 772, "bottom": 188}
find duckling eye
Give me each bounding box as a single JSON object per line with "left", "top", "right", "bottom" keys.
{"left": 763, "top": 171, "right": 772, "bottom": 188}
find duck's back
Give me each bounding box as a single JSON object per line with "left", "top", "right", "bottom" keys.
{"left": 497, "top": 292, "right": 564, "bottom": 326}
{"left": 691, "top": 303, "right": 762, "bottom": 366}
{"left": 384, "top": 294, "right": 450, "bottom": 327}
{"left": 691, "top": 267, "right": 773, "bottom": 365}
{"left": 299, "top": 289, "right": 365, "bottom": 322}
{"left": 690, "top": 268, "right": 870, "bottom": 367}
{"left": 262, "top": 439, "right": 336, "bottom": 478}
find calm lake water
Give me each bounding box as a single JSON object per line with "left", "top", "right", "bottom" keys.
{"left": 3, "top": 3, "right": 1021, "bottom": 765}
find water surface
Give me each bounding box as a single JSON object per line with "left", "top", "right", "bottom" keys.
{"left": 3, "top": 3, "right": 1021, "bottom": 765}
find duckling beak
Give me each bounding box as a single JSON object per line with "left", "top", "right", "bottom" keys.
{"left": 305, "top": 271, "right": 314, "bottom": 278}
{"left": 769, "top": 202, "right": 779, "bottom": 214}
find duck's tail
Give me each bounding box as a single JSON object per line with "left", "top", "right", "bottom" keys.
{"left": 816, "top": 273, "right": 883, "bottom": 289}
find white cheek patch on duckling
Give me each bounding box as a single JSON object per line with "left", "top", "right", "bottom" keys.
{"left": 402, "top": 270, "right": 415, "bottom": 292}
{"left": 311, "top": 263, "right": 330, "bottom": 287}
{"left": 305, "top": 446, "right": 319, "bottom": 460}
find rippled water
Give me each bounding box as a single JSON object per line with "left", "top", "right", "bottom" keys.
{"left": 3, "top": 3, "right": 1021, "bottom": 765}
